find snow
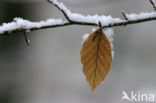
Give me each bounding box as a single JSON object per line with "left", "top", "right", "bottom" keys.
{"left": 81, "top": 28, "right": 97, "bottom": 43}
{"left": 0, "top": 18, "right": 65, "bottom": 34}
{"left": 82, "top": 33, "right": 90, "bottom": 43}
{"left": 91, "top": 28, "right": 97, "bottom": 32}
{"left": 81, "top": 28, "right": 114, "bottom": 58}
{"left": 126, "top": 11, "right": 156, "bottom": 20}
{"left": 1, "top": 0, "right": 156, "bottom": 35}
{"left": 50, "top": 0, "right": 123, "bottom": 26}
{"left": 69, "top": 14, "right": 123, "bottom": 26}
{"left": 104, "top": 28, "right": 114, "bottom": 58}
{"left": 26, "top": 29, "right": 31, "bottom": 33}
{"left": 104, "top": 28, "right": 114, "bottom": 43}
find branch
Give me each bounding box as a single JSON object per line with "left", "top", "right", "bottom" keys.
{"left": 0, "top": 0, "right": 156, "bottom": 36}
{"left": 0, "top": 18, "right": 71, "bottom": 36}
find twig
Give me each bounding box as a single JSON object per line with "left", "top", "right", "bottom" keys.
{"left": 47, "top": 0, "right": 71, "bottom": 22}
{"left": 23, "top": 32, "right": 30, "bottom": 47}
{"left": 149, "top": 0, "right": 156, "bottom": 10}
{"left": 121, "top": 11, "right": 128, "bottom": 20}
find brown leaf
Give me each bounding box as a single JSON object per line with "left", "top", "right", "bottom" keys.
{"left": 80, "top": 29, "right": 112, "bottom": 91}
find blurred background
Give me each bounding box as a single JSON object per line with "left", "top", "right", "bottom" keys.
{"left": 0, "top": 0, "right": 156, "bottom": 103}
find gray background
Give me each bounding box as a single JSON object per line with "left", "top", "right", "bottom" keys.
{"left": 0, "top": 0, "right": 156, "bottom": 103}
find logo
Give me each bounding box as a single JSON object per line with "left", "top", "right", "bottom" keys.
{"left": 121, "top": 91, "right": 155, "bottom": 102}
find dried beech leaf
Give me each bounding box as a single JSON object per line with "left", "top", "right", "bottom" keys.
{"left": 80, "top": 29, "right": 112, "bottom": 91}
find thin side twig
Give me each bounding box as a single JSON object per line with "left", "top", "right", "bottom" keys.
{"left": 47, "top": 0, "right": 71, "bottom": 22}
{"left": 149, "top": 0, "right": 156, "bottom": 10}
{"left": 23, "top": 32, "right": 30, "bottom": 47}
{"left": 121, "top": 11, "right": 128, "bottom": 20}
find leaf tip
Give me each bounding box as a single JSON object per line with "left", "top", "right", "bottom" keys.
{"left": 91, "top": 87, "right": 96, "bottom": 91}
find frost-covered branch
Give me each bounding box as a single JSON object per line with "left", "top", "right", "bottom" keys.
{"left": 0, "top": 18, "right": 69, "bottom": 35}
{"left": 0, "top": 0, "right": 156, "bottom": 35}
